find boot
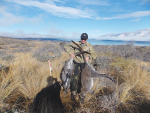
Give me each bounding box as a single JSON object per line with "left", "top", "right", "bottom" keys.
{"left": 79, "top": 95, "right": 85, "bottom": 104}
{"left": 71, "top": 91, "right": 76, "bottom": 101}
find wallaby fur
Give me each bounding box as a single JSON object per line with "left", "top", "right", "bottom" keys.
{"left": 61, "top": 51, "right": 90, "bottom": 94}
{"left": 80, "top": 62, "right": 116, "bottom": 98}
{"left": 71, "top": 40, "right": 116, "bottom": 104}
{"left": 60, "top": 58, "right": 74, "bottom": 94}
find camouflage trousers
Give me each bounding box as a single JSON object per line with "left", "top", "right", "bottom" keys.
{"left": 71, "top": 60, "right": 84, "bottom": 94}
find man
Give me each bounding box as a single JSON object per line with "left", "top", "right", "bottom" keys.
{"left": 64, "top": 33, "right": 97, "bottom": 101}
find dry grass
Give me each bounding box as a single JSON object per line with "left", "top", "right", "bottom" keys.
{"left": 0, "top": 51, "right": 71, "bottom": 112}
{"left": 50, "top": 52, "right": 70, "bottom": 81}
{"left": 9, "top": 53, "right": 50, "bottom": 99}
{"left": 110, "top": 57, "right": 150, "bottom": 112}
{"left": 0, "top": 71, "right": 21, "bottom": 112}
{"left": 1, "top": 41, "right": 150, "bottom": 112}
{"left": 73, "top": 57, "right": 150, "bottom": 113}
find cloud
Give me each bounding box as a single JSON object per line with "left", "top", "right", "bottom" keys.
{"left": 0, "top": 28, "right": 80, "bottom": 39}
{"left": 96, "top": 28, "right": 150, "bottom": 41}
{"left": 0, "top": 28, "right": 150, "bottom": 41}
{"left": 128, "top": 0, "right": 150, "bottom": 4}
{"left": 140, "top": 0, "right": 150, "bottom": 4}
{"left": 45, "top": 0, "right": 66, "bottom": 4}
{"left": 130, "top": 18, "right": 141, "bottom": 22}
{"left": 0, "top": 6, "right": 24, "bottom": 26}
{"left": 0, "top": 6, "right": 44, "bottom": 26}
{"left": 77, "top": 0, "right": 110, "bottom": 5}
{"left": 111, "top": 8, "right": 125, "bottom": 12}
{"left": 4, "top": 0, "right": 93, "bottom": 19}
{"left": 97, "top": 10, "right": 150, "bottom": 20}
{"left": 3, "top": 0, "right": 150, "bottom": 20}
{"left": 0, "top": 29, "right": 60, "bottom": 38}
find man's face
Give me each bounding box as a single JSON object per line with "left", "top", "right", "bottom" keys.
{"left": 81, "top": 38, "right": 87, "bottom": 44}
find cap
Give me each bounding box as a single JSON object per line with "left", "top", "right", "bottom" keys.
{"left": 81, "top": 33, "right": 88, "bottom": 40}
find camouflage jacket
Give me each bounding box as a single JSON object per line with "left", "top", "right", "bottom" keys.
{"left": 64, "top": 41, "right": 97, "bottom": 63}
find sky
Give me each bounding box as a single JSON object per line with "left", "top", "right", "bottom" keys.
{"left": 0, "top": 0, "right": 150, "bottom": 41}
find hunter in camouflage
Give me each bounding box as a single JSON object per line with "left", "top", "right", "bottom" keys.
{"left": 64, "top": 33, "right": 97, "bottom": 101}
{"left": 64, "top": 41, "right": 97, "bottom": 64}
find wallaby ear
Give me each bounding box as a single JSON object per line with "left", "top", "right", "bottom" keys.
{"left": 58, "top": 81, "right": 62, "bottom": 86}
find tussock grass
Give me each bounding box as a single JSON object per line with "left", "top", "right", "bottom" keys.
{"left": 0, "top": 70, "right": 21, "bottom": 112}
{"left": 111, "top": 57, "right": 150, "bottom": 95}
{"left": 8, "top": 53, "right": 50, "bottom": 100}
{"left": 1, "top": 43, "right": 150, "bottom": 112}
{"left": 76, "top": 57, "right": 150, "bottom": 113}
{"left": 110, "top": 57, "right": 150, "bottom": 112}
{"left": 0, "top": 51, "right": 71, "bottom": 112}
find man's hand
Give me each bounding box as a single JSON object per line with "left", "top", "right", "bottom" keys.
{"left": 85, "top": 57, "right": 89, "bottom": 62}
{"left": 71, "top": 53, "right": 75, "bottom": 58}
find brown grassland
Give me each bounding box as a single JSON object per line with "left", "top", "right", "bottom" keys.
{"left": 0, "top": 36, "right": 150, "bottom": 113}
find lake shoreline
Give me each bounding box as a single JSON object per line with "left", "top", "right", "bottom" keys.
{"left": 15, "top": 37, "right": 150, "bottom": 46}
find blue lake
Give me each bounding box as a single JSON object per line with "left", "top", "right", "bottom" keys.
{"left": 18, "top": 38, "right": 150, "bottom": 46}
{"left": 87, "top": 39, "right": 150, "bottom": 46}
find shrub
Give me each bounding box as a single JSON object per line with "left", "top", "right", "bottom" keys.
{"left": 32, "top": 44, "right": 62, "bottom": 62}
{"left": 0, "top": 50, "right": 14, "bottom": 61}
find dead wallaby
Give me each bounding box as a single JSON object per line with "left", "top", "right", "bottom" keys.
{"left": 60, "top": 51, "right": 90, "bottom": 94}
{"left": 80, "top": 62, "right": 116, "bottom": 98}
{"left": 71, "top": 40, "right": 116, "bottom": 104}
